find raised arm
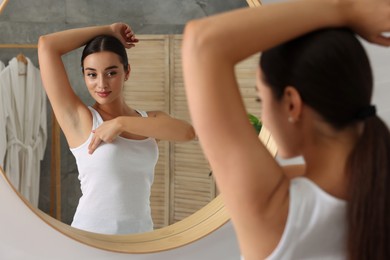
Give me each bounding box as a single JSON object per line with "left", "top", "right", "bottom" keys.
{"left": 38, "top": 23, "right": 136, "bottom": 146}
{"left": 182, "top": 0, "right": 390, "bottom": 259}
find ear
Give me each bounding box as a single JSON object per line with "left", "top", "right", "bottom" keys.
{"left": 125, "top": 64, "right": 131, "bottom": 80}
{"left": 283, "top": 86, "right": 303, "bottom": 122}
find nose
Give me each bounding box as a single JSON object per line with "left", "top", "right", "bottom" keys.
{"left": 97, "top": 75, "right": 108, "bottom": 90}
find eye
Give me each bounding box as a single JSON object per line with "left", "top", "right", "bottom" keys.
{"left": 255, "top": 97, "right": 262, "bottom": 103}
{"left": 106, "top": 71, "right": 117, "bottom": 77}
{"left": 86, "top": 72, "right": 97, "bottom": 78}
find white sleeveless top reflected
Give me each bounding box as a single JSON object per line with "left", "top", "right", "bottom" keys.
{"left": 70, "top": 107, "right": 159, "bottom": 235}
{"left": 243, "top": 177, "right": 347, "bottom": 260}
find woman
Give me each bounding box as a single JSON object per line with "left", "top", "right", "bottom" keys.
{"left": 38, "top": 23, "right": 195, "bottom": 235}
{"left": 182, "top": 0, "right": 390, "bottom": 259}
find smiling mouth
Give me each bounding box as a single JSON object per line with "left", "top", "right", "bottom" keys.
{"left": 96, "top": 91, "right": 111, "bottom": 98}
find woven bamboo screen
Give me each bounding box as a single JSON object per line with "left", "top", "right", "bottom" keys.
{"left": 124, "top": 35, "right": 261, "bottom": 229}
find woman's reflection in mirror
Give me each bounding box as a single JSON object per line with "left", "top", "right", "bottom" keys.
{"left": 38, "top": 23, "right": 195, "bottom": 235}
{"left": 182, "top": 0, "right": 390, "bottom": 259}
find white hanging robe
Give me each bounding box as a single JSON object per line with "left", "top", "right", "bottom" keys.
{"left": 0, "top": 61, "right": 4, "bottom": 163}
{"left": 0, "top": 57, "right": 47, "bottom": 207}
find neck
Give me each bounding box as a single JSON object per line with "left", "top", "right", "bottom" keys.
{"left": 302, "top": 122, "right": 362, "bottom": 200}
{"left": 93, "top": 99, "right": 135, "bottom": 119}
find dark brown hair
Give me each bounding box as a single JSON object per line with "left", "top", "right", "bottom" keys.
{"left": 260, "top": 28, "right": 390, "bottom": 259}
{"left": 81, "top": 35, "right": 129, "bottom": 73}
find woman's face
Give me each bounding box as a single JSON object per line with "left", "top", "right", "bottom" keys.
{"left": 83, "top": 51, "right": 129, "bottom": 105}
{"left": 256, "top": 68, "right": 301, "bottom": 158}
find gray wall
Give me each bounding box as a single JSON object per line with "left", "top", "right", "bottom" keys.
{"left": 0, "top": 0, "right": 247, "bottom": 224}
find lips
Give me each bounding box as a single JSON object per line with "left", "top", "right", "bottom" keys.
{"left": 96, "top": 91, "right": 111, "bottom": 98}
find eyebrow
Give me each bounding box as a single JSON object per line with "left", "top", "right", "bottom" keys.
{"left": 84, "top": 65, "right": 119, "bottom": 71}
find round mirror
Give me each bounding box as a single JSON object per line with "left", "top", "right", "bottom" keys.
{"left": 0, "top": 0, "right": 271, "bottom": 253}
{"left": 34, "top": 0, "right": 258, "bottom": 230}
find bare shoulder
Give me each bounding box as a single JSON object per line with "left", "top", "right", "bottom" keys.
{"left": 146, "top": 110, "right": 169, "bottom": 118}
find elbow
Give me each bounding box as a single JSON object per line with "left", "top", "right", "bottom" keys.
{"left": 37, "top": 35, "right": 49, "bottom": 52}
{"left": 37, "top": 35, "right": 54, "bottom": 56}
{"left": 182, "top": 19, "right": 217, "bottom": 59}
{"left": 38, "top": 34, "right": 60, "bottom": 56}
{"left": 178, "top": 123, "right": 196, "bottom": 142}
{"left": 182, "top": 20, "right": 200, "bottom": 55}
{"left": 185, "top": 125, "right": 197, "bottom": 141}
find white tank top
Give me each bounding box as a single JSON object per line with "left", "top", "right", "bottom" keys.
{"left": 242, "top": 177, "right": 347, "bottom": 259}
{"left": 70, "top": 107, "right": 159, "bottom": 235}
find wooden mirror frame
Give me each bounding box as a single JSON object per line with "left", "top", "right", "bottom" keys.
{"left": 0, "top": 0, "right": 9, "bottom": 14}
{"left": 0, "top": 0, "right": 267, "bottom": 254}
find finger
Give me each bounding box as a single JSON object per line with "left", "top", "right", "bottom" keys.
{"left": 125, "top": 43, "right": 136, "bottom": 49}
{"left": 127, "top": 34, "right": 138, "bottom": 44}
{"left": 88, "top": 136, "right": 102, "bottom": 154}
{"left": 88, "top": 135, "right": 95, "bottom": 151}
{"left": 88, "top": 136, "right": 95, "bottom": 154}
{"left": 372, "top": 35, "right": 390, "bottom": 46}
{"left": 125, "top": 25, "right": 132, "bottom": 34}
{"left": 94, "top": 138, "right": 102, "bottom": 150}
{"left": 88, "top": 131, "right": 97, "bottom": 149}
{"left": 127, "top": 36, "right": 139, "bottom": 44}
{"left": 125, "top": 31, "right": 133, "bottom": 39}
{"left": 125, "top": 24, "right": 132, "bottom": 31}
{"left": 89, "top": 141, "right": 98, "bottom": 154}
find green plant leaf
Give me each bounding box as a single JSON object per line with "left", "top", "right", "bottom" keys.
{"left": 248, "top": 113, "right": 262, "bottom": 134}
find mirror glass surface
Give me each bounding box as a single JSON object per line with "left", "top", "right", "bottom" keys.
{"left": 0, "top": 0, "right": 261, "bottom": 240}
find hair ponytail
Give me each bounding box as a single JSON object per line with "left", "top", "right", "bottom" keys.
{"left": 347, "top": 116, "right": 390, "bottom": 259}
{"left": 260, "top": 28, "right": 390, "bottom": 260}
